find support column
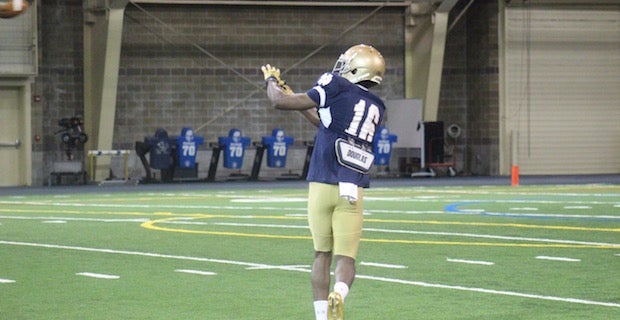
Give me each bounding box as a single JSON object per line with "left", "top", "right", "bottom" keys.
{"left": 404, "top": 0, "right": 458, "bottom": 121}
{"left": 83, "top": 0, "right": 128, "bottom": 181}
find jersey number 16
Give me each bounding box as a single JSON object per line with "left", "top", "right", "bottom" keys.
{"left": 345, "top": 100, "right": 380, "bottom": 143}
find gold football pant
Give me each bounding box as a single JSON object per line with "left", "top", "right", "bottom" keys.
{"left": 307, "top": 182, "right": 364, "bottom": 259}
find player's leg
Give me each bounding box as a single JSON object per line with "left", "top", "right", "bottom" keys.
{"left": 308, "top": 182, "right": 338, "bottom": 319}
{"left": 329, "top": 187, "right": 364, "bottom": 319}
{"left": 333, "top": 255, "right": 355, "bottom": 293}
{"left": 311, "top": 251, "right": 332, "bottom": 300}
{"left": 332, "top": 186, "right": 364, "bottom": 288}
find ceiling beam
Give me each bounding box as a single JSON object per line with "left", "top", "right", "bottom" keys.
{"left": 131, "top": 0, "right": 413, "bottom": 7}
{"left": 506, "top": 0, "right": 619, "bottom": 5}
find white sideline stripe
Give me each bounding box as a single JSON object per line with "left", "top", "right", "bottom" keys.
{"left": 360, "top": 261, "right": 408, "bottom": 269}
{"left": 447, "top": 258, "right": 494, "bottom": 266}
{"left": 2, "top": 200, "right": 619, "bottom": 219}
{"left": 0, "top": 201, "right": 309, "bottom": 212}
{"left": 3, "top": 197, "right": 620, "bottom": 206}
{"left": 563, "top": 206, "right": 592, "bottom": 209}
{"left": 231, "top": 198, "right": 307, "bottom": 203}
{"left": 460, "top": 211, "right": 620, "bottom": 220}
{"left": 362, "top": 227, "right": 619, "bottom": 248}
{"left": 509, "top": 207, "right": 538, "bottom": 211}
{"left": 2, "top": 240, "right": 619, "bottom": 308}
{"left": 0, "top": 240, "right": 307, "bottom": 272}
{"left": 367, "top": 209, "right": 445, "bottom": 214}
{"left": 246, "top": 265, "right": 311, "bottom": 270}
{"left": 354, "top": 274, "right": 620, "bottom": 308}
{"left": 536, "top": 256, "right": 581, "bottom": 262}
{"left": 0, "top": 278, "right": 16, "bottom": 283}
{"left": 2, "top": 216, "right": 617, "bottom": 248}
{"left": 0, "top": 216, "right": 149, "bottom": 223}
{"left": 175, "top": 269, "right": 217, "bottom": 276}
{"left": 76, "top": 272, "right": 120, "bottom": 280}
{"left": 169, "top": 221, "right": 309, "bottom": 230}
{"left": 43, "top": 220, "right": 67, "bottom": 224}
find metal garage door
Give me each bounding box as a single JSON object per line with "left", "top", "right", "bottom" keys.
{"left": 502, "top": 5, "right": 620, "bottom": 174}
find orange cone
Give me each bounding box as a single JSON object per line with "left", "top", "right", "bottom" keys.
{"left": 511, "top": 165, "right": 519, "bottom": 187}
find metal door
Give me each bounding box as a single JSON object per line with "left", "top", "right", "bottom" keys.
{"left": 0, "top": 87, "right": 22, "bottom": 186}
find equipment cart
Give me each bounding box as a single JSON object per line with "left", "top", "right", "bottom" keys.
{"left": 411, "top": 121, "right": 458, "bottom": 177}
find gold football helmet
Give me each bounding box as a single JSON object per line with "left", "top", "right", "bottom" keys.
{"left": 332, "top": 44, "right": 385, "bottom": 86}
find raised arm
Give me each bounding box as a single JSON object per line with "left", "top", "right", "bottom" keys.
{"left": 262, "top": 64, "right": 321, "bottom": 127}
{"left": 266, "top": 80, "right": 320, "bottom": 127}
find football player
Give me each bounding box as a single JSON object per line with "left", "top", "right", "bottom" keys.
{"left": 262, "top": 44, "right": 386, "bottom": 320}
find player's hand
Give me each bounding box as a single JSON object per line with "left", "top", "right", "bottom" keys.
{"left": 261, "top": 64, "right": 282, "bottom": 82}
{"left": 262, "top": 64, "right": 294, "bottom": 95}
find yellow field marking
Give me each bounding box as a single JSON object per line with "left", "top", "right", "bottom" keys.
{"left": 363, "top": 218, "right": 620, "bottom": 233}
{"left": 141, "top": 214, "right": 619, "bottom": 233}
{"left": 3, "top": 204, "right": 618, "bottom": 248}
{"left": 139, "top": 216, "right": 620, "bottom": 249}
{"left": 141, "top": 217, "right": 311, "bottom": 240}
{"left": 2, "top": 206, "right": 617, "bottom": 233}
{"left": 361, "top": 238, "right": 619, "bottom": 249}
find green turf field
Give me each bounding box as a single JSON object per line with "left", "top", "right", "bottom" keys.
{"left": 1, "top": 182, "right": 619, "bottom": 319}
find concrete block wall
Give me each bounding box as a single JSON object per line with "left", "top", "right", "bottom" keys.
{"left": 117, "top": 4, "right": 405, "bottom": 146}
{"left": 438, "top": 2, "right": 469, "bottom": 175}
{"left": 464, "top": 0, "right": 500, "bottom": 175}
{"left": 32, "top": 1, "right": 500, "bottom": 185}
{"left": 33, "top": 0, "right": 85, "bottom": 184}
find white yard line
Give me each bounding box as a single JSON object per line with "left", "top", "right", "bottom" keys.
{"left": 0, "top": 240, "right": 306, "bottom": 271}
{"left": 0, "top": 200, "right": 307, "bottom": 212}
{"left": 175, "top": 269, "right": 217, "bottom": 276}
{"left": 246, "top": 265, "right": 311, "bottom": 271}
{"left": 362, "top": 227, "right": 619, "bottom": 248}
{"left": 0, "top": 278, "right": 16, "bottom": 283}
{"left": 509, "top": 207, "right": 539, "bottom": 211}
{"left": 2, "top": 198, "right": 619, "bottom": 221}
{"left": 76, "top": 272, "right": 120, "bottom": 280}
{"left": 355, "top": 273, "right": 620, "bottom": 308}
{"left": 360, "top": 261, "right": 408, "bottom": 269}
{"left": 0, "top": 216, "right": 149, "bottom": 223}
{"left": 2, "top": 240, "right": 619, "bottom": 308}
{"left": 446, "top": 258, "right": 494, "bottom": 266}
{"left": 536, "top": 256, "right": 581, "bottom": 262}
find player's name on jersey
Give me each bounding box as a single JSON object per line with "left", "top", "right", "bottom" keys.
{"left": 335, "top": 138, "right": 374, "bottom": 174}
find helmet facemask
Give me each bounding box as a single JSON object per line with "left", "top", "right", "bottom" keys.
{"left": 333, "top": 53, "right": 354, "bottom": 77}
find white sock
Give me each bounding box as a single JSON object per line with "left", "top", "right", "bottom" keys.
{"left": 14, "top": 0, "right": 24, "bottom": 10}
{"left": 314, "top": 300, "right": 328, "bottom": 320}
{"left": 333, "top": 281, "right": 350, "bottom": 301}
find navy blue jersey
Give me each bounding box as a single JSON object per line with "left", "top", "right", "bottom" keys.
{"left": 306, "top": 72, "right": 385, "bottom": 187}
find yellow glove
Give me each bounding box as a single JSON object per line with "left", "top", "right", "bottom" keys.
{"left": 279, "top": 83, "right": 294, "bottom": 95}
{"left": 261, "top": 64, "right": 294, "bottom": 95}
{"left": 261, "top": 64, "right": 282, "bottom": 82}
